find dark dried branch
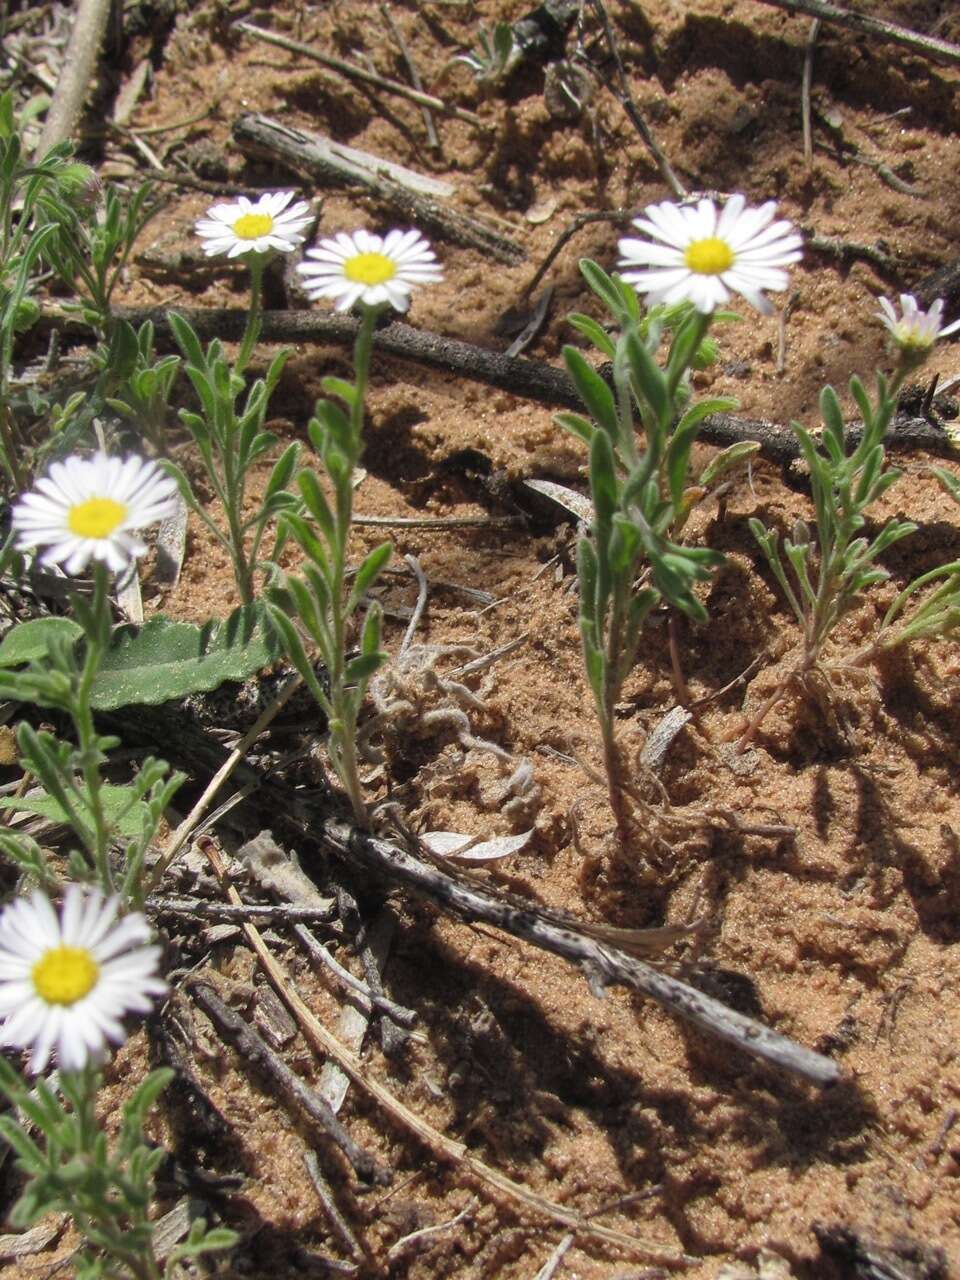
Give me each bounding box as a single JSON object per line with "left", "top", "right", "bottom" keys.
{"left": 914, "top": 256, "right": 960, "bottom": 313}
{"left": 187, "top": 978, "right": 390, "bottom": 1185}
{"left": 42, "top": 304, "right": 960, "bottom": 465}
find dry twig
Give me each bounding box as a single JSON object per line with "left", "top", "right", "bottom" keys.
{"left": 379, "top": 4, "right": 440, "bottom": 152}
{"left": 801, "top": 18, "right": 820, "bottom": 167}
{"left": 753, "top": 0, "right": 960, "bottom": 67}
{"left": 303, "top": 817, "right": 840, "bottom": 1088}
{"left": 587, "top": 0, "right": 686, "bottom": 198}
{"left": 187, "top": 978, "right": 388, "bottom": 1184}
{"left": 233, "top": 21, "right": 486, "bottom": 126}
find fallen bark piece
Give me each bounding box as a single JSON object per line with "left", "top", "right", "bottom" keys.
{"left": 235, "top": 113, "right": 453, "bottom": 199}
{"left": 233, "top": 113, "right": 525, "bottom": 264}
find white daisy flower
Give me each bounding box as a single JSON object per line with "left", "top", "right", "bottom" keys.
{"left": 297, "top": 228, "right": 443, "bottom": 313}
{"left": 195, "top": 190, "right": 314, "bottom": 259}
{"left": 617, "top": 194, "right": 803, "bottom": 315}
{"left": 0, "top": 885, "right": 166, "bottom": 1074}
{"left": 877, "top": 293, "right": 960, "bottom": 353}
{"left": 11, "top": 452, "right": 179, "bottom": 576}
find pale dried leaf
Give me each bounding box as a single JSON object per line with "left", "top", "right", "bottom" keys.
{"left": 422, "top": 829, "right": 533, "bottom": 861}
{"left": 524, "top": 478, "right": 593, "bottom": 523}
{"left": 154, "top": 493, "right": 189, "bottom": 588}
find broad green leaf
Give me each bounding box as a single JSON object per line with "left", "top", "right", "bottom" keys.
{"left": 86, "top": 603, "right": 283, "bottom": 709}
{"left": 0, "top": 617, "right": 82, "bottom": 667}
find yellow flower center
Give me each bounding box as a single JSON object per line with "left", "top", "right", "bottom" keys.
{"left": 67, "top": 497, "right": 128, "bottom": 539}
{"left": 343, "top": 252, "right": 397, "bottom": 286}
{"left": 33, "top": 945, "right": 99, "bottom": 1005}
{"left": 232, "top": 212, "right": 275, "bottom": 240}
{"left": 684, "top": 237, "right": 735, "bottom": 275}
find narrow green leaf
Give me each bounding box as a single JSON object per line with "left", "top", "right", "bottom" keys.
{"left": 579, "top": 258, "right": 627, "bottom": 319}
{"left": 563, "top": 347, "right": 618, "bottom": 436}
{"left": 820, "top": 385, "right": 846, "bottom": 458}
{"left": 624, "top": 327, "right": 670, "bottom": 427}
{"left": 298, "top": 470, "right": 336, "bottom": 542}
{"left": 554, "top": 411, "right": 596, "bottom": 447}
{"left": 360, "top": 604, "right": 383, "bottom": 657}
{"left": 168, "top": 311, "right": 205, "bottom": 367}
{"left": 320, "top": 376, "right": 358, "bottom": 408}
{"left": 345, "top": 651, "right": 385, "bottom": 683}
{"left": 568, "top": 313, "right": 616, "bottom": 360}
{"left": 349, "top": 542, "right": 391, "bottom": 608}
{"left": 698, "top": 440, "right": 759, "bottom": 487}
{"left": 588, "top": 428, "right": 618, "bottom": 526}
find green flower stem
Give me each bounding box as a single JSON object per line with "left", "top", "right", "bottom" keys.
{"left": 235, "top": 253, "right": 265, "bottom": 376}
{"left": 326, "top": 304, "right": 379, "bottom": 825}
{"left": 0, "top": 399, "right": 25, "bottom": 489}
{"left": 73, "top": 564, "right": 115, "bottom": 892}
{"left": 599, "top": 595, "right": 630, "bottom": 839}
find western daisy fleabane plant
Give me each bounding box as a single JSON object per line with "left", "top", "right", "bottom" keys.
{"left": 194, "top": 190, "right": 313, "bottom": 259}
{"left": 877, "top": 293, "right": 960, "bottom": 358}
{"left": 268, "top": 227, "right": 442, "bottom": 823}
{"left": 618, "top": 194, "right": 802, "bottom": 315}
{"left": 0, "top": 885, "right": 165, "bottom": 1073}
{"left": 11, "top": 452, "right": 178, "bottom": 575}
{"left": 297, "top": 228, "right": 442, "bottom": 313}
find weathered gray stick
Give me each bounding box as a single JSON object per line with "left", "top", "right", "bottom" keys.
{"left": 235, "top": 113, "right": 453, "bottom": 200}
{"left": 233, "top": 113, "right": 524, "bottom": 264}
{"left": 313, "top": 816, "right": 842, "bottom": 1088}
{"left": 34, "top": 0, "right": 112, "bottom": 156}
